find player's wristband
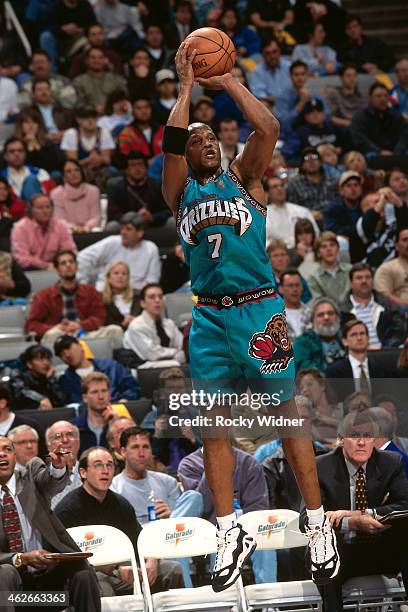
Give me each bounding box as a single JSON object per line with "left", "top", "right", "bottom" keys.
{"left": 163, "top": 126, "right": 189, "bottom": 155}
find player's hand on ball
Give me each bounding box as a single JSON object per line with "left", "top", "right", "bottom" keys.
{"left": 175, "top": 41, "right": 197, "bottom": 87}
{"left": 196, "top": 73, "right": 234, "bottom": 90}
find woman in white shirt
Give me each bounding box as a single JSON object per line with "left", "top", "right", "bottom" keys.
{"left": 60, "top": 106, "right": 115, "bottom": 187}
{"left": 292, "top": 21, "right": 337, "bottom": 77}
{"left": 102, "top": 261, "right": 140, "bottom": 329}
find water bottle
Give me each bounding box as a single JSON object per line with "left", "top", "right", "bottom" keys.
{"left": 234, "top": 497, "right": 243, "bottom": 519}
{"left": 147, "top": 490, "right": 157, "bottom": 521}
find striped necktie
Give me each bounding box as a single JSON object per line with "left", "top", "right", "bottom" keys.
{"left": 1, "top": 485, "right": 24, "bottom": 552}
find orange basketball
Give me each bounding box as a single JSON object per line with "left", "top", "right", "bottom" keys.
{"left": 185, "top": 27, "right": 236, "bottom": 78}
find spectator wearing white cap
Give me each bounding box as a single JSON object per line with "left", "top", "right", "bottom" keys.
{"left": 324, "top": 171, "right": 363, "bottom": 239}
{"left": 153, "top": 69, "right": 178, "bottom": 124}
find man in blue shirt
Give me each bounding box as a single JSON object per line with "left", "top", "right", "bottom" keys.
{"left": 54, "top": 334, "right": 140, "bottom": 404}
{"left": 248, "top": 38, "right": 291, "bottom": 113}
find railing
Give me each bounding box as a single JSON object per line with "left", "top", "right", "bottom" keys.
{"left": 3, "top": 1, "right": 31, "bottom": 58}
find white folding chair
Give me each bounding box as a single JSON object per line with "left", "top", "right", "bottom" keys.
{"left": 163, "top": 293, "right": 193, "bottom": 328}
{"left": 67, "top": 524, "right": 144, "bottom": 612}
{"left": 137, "top": 517, "right": 244, "bottom": 612}
{"left": 343, "top": 574, "right": 407, "bottom": 611}
{"left": 238, "top": 509, "right": 322, "bottom": 612}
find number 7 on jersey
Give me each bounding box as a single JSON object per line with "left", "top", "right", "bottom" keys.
{"left": 207, "top": 233, "right": 223, "bottom": 259}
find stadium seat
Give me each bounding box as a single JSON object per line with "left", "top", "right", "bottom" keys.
{"left": 137, "top": 365, "right": 190, "bottom": 399}
{"left": 164, "top": 293, "right": 193, "bottom": 329}
{"left": 125, "top": 398, "right": 153, "bottom": 424}
{"left": 67, "top": 524, "right": 144, "bottom": 612}
{"left": 0, "top": 305, "right": 28, "bottom": 342}
{"left": 26, "top": 270, "right": 59, "bottom": 295}
{"left": 137, "top": 517, "right": 244, "bottom": 612}
{"left": 0, "top": 341, "right": 35, "bottom": 364}
{"left": 238, "top": 509, "right": 322, "bottom": 611}
{"left": 16, "top": 406, "right": 76, "bottom": 429}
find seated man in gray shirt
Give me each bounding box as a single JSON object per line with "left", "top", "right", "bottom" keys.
{"left": 111, "top": 426, "right": 203, "bottom": 587}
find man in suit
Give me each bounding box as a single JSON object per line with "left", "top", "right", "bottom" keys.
{"left": 300, "top": 408, "right": 408, "bottom": 612}
{"left": 165, "top": 1, "right": 195, "bottom": 51}
{"left": 326, "top": 318, "right": 395, "bottom": 402}
{"left": 0, "top": 435, "right": 101, "bottom": 612}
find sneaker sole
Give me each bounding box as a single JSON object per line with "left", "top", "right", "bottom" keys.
{"left": 211, "top": 541, "right": 257, "bottom": 593}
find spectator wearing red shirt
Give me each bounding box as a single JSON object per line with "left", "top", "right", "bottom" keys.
{"left": 118, "top": 97, "right": 164, "bottom": 160}
{"left": 26, "top": 249, "right": 123, "bottom": 342}
{"left": 0, "top": 177, "right": 25, "bottom": 221}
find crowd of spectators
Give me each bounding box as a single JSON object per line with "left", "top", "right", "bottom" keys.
{"left": 1, "top": 0, "right": 408, "bottom": 610}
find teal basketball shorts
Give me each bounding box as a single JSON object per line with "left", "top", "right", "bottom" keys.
{"left": 189, "top": 291, "right": 295, "bottom": 402}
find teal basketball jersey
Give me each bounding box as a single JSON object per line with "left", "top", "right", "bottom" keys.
{"left": 177, "top": 168, "right": 275, "bottom": 294}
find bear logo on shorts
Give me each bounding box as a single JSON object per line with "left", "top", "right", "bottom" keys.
{"left": 248, "top": 313, "right": 294, "bottom": 374}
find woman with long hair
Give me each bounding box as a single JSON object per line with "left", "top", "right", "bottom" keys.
{"left": 292, "top": 21, "right": 337, "bottom": 76}
{"left": 102, "top": 261, "right": 141, "bottom": 329}
{"left": 218, "top": 7, "right": 261, "bottom": 58}
{"left": 51, "top": 159, "right": 101, "bottom": 233}
{"left": 291, "top": 218, "right": 319, "bottom": 279}
{"left": 14, "top": 108, "right": 64, "bottom": 173}
{"left": 0, "top": 177, "right": 25, "bottom": 250}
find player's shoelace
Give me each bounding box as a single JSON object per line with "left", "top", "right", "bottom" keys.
{"left": 211, "top": 525, "right": 256, "bottom": 592}
{"left": 305, "top": 518, "right": 340, "bottom": 585}
{"left": 214, "top": 528, "right": 240, "bottom": 572}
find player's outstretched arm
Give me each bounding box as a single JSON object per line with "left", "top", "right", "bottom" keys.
{"left": 162, "top": 42, "right": 196, "bottom": 213}
{"left": 197, "top": 74, "right": 279, "bottom": 191}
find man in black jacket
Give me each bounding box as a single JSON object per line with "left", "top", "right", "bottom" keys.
{"left": 55, "top": 446, "right": 184, "bottom": 595}
{"left": 326, "top": 319, "right": 396, "bottom": 403}
{"left": 10, "top": 345, "right": 67, "bottom": 411}
{"left": 350, "top": 185, "right": 408, "bottom": 267}
{"left": 351, "top": 83, "right": 408, "bottom": 156}
{"left": 300, "top": 408, "right": 408, "bottom": 612}
{"left": 106, "top": 152, "right": 169, "bottom": 227}
{"left": 340, "top": 262, "right": 405, "bottom": 348}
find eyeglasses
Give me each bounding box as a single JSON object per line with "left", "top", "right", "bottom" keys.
{"left": 13, "top": 439, "right": 38, "bottom": 446}
{"left": 90, "top": 461, "right": 115, "bottom": 470}
{"left": 303, "top": 154, "right": 319, "bottom": 161}
{"left": 49, "top": 432, "right": 78, "bottom": 441}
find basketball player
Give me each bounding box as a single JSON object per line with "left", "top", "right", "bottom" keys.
{"left": 162, "top": 41, "right": 340, "bottom": 592}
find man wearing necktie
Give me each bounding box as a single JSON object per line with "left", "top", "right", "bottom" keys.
{"left": 326, "top": 319, "right": 396, "bottom": 403}
{"left": 124, "top": 283, "right": 186, "bottom": 368}
{"left": 0, "top": 435, "right": 101, "bottom": 612}
{"left": 300, "top": 409, "right": 408, "bottom": 612}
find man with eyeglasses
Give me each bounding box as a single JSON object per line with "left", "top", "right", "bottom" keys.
{"left": 300, "top": 408, "right": 408, "bottom": 612}
{"left": 286, "top": 147, "right": 338, "bottom": 223}
{"left": 55, "top": 446, "right": 184, "bottom": 595}
{"left": 7, "top": 425, "right": 39, "bottom": 470}
{"left": 46, "top": 421, "right": 82, "bottom": 509}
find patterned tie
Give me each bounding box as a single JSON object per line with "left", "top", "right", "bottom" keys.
{"left": 355, "top": 467, "right": 367, "bottom": 512}
{"left": 355, "top": 467, "right": 372, "bottom": 544}
{"left": 359, "top": 364, "right": 370, "bottom": 397}
{"left": 1, "top": 485, "right": 24, "bottom": 552}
